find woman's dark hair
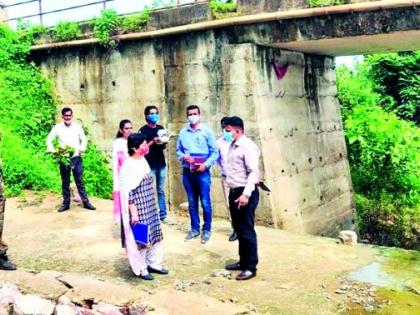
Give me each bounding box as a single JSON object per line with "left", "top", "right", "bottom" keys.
{"left": 127, "top": 133, "right": 147, "bottom": 156}
{"left": 116, "top": 119, "right": 132, "bottom": 138}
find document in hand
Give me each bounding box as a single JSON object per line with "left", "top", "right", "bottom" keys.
{"left": 189, "top": 153, "right": 208, "bottom": 172}
{"left": 131, "top": 223, "right": 149, "bottom": 245}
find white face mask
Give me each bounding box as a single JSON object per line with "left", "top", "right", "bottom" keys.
{"left": 187, "top": 114, "right": 200, "bottom": 125}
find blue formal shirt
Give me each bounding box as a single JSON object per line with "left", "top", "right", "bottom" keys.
{"left": 176, "top": 123, "right": 219, "bottom": 169}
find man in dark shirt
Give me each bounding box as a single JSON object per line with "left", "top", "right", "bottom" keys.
{"left": 139, "top": 105, "right": 173, "bottom": 224}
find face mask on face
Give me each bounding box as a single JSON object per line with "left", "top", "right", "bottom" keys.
{"left": 139, "top": 145, "right": 149, "bottom": 156}
{"left": 223, "top": 130, "right": 233, "bottom": 142}
{"left": 147, "top": 114, "right": 160, "bottom": 124}
{"left": 187, "top": 114, "right": 200, "bottom": 125}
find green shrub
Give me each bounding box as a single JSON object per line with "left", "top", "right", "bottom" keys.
{"left": 53, "top": 21, "right": 81, "bottom": 42}
{"left": 0, "top": 24, "right": 112, "bottom": 198}
{"left": 365, "top": 52, "right": 420, "bottom": 124}
{"left": 210, "top": 0, "right": 237, "bottom": 19}
{"left": 355, "top": 194, "right": 419, "bottom": 250}
{"left": 93, "top": 9, "right": 121, "bottom": 46}
{"left": 306, "top": 0, "right": 349, "bottom": 7}
{"left": 120, "top": 9, "right": 150, "bottom": 33}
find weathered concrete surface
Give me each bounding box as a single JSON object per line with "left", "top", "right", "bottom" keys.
{"left": 31, "top": 26, "right": 355, "bottom": 234}
{"left": 238, "top": 0, "right": 308, "bottom": 13}
{"left": 147, "top": 2, "right": 211, "bottom": 31}
{"left": 223, "top": 6, "right": 420, "bottom": 56}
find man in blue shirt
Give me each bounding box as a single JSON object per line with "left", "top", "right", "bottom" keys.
{"left": 176, "top": 105, "right": 219, "bottom": 244}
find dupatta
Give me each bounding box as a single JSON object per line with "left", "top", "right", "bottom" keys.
{"left": 119, "top": 157, "right": 150, "bottom": 275}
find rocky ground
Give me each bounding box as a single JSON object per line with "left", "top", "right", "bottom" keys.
{"left": 0, "top": 191, "right": 418, "bottom": 314}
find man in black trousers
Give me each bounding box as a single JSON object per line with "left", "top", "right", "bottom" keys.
{"left": 223, "top": 116, "right": 260, "bottom": 280}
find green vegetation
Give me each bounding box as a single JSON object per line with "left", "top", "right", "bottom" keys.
{"left": 53, "top": 21, "right": 81, "bottom": 42}
{"left": 337, "top": 53, "right": 420, "bottom": 249}
{"left": 365, "top": 52, "right": 420, "bottom": 124}
{"left": 0, "top": 24, "right": 112, "bottom": 198}
{"left": 306, "top": 0, "right": 349, "bottom": 7}
{"left": 120, "top": 10, "right": 150, "bottom": 33}
{"left": 93, "top": 9, "right": 121, "bottom": 47}
{"left": 209, "top": 0, "right": 237, "bottom": 19}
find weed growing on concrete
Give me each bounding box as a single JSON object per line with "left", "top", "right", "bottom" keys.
{"left": 53, "top": 21, "right": 81, "bottom": 42}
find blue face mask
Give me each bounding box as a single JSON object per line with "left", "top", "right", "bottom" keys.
{"left": 147, "top": 114, "right": 159, "bottom": 124}
{"left": 223, "top": 130, "right": 233, "bottom": 142}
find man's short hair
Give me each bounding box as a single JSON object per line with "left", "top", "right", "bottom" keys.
{"left": 61, "top": 107, "right": 73, "bottom": 115}
{"left": 226, "top": 116, "right": 244, "bottom": 130}
{"left": 186, "top": 105, "right": 200, "bottom": 114}
{"left": 220, "top": 116, "right": 229, "bottom": 128}
{"left": 144, "top": 105, "right": 158, "bottom": 116}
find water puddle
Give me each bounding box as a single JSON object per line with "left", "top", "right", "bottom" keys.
{"left": 347, "top": 261, "right": 407, "bottom": 290}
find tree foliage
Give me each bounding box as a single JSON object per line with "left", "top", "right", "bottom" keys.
{"left": 337, "top": 56, "right": 420, "bottom": 249}
{"left": 365, "top": 52, "right": 420, "bottom": 124}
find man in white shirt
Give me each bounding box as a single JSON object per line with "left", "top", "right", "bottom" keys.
{"left": 224, "top": 116, "right": 260, "bottom": 281}
{"left": 216, "top": 117, "right": 237, "bottom": 242}
{"left": 46, "top": 107, "right": 96, "bottom": 212}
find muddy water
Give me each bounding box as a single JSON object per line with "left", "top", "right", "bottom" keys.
{"left": 346, "top": 248, "right": 420, "bottom": 314}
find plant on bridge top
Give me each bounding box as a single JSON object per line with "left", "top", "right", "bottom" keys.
{"left": 15, "top": 20, "right": 50, "bottom": 46}
{"left": 306, "top": 0, "right": 349, "bottom": 8}
{"left": 53, "top": 21, "right": 81, "bottom": 42}
{"left": 93, "top": 9, "right": 121, "bottom": 47}
{"left": 120, "top": 9, "right": 150, "bottom": 33}
{"left": 210, "top": 0, "right": 237, "bottom": 19}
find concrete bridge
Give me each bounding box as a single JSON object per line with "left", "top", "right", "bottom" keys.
{"left": 26, "top": 0, "right": 419, "bottom": 235}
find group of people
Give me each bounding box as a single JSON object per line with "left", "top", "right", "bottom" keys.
{"left": 0, "top": 104, "right": 261, "bottom": 281}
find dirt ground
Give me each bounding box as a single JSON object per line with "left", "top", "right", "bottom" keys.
{"left": 2, "top": 191, "right": 380, "bottom": 314}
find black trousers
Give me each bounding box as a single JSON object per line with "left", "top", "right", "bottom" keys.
{"left": 59, "top": 156, "right": 89, "bottom": 206}
{"left": 229, "top": 186, "right": 259, "bottom": 273}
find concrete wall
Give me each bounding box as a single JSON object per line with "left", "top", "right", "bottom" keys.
{"left": 31, "top": 30, "right": 354, "bottom": 235}
{"left": 0, "top": 3, "right": 7, "bottom": 24}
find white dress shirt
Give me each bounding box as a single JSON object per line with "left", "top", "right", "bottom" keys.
{"left": 226, "top": 135, "right": 260, "bottom": 197}
{"left": 46, "top": 122, "right": 87, "bottom": 156}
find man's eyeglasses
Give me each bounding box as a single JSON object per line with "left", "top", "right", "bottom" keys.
{"left": 63, "top": 114, "right": 72, "bottom": 117}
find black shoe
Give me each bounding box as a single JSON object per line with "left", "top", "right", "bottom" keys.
{"left": 228, "top": 231, "right": 238, "bottom": 242}
{"left": 225, "top": 262, "right": 242, "bottom": 271}
{"left": 236, "top": 270, "right": 256, "bottom": 281}
{"left": 0, "top": 256, "right": 16, "bottom": 271}
{"left": 148, "top": 266, "right": 169, "bottom": 275}
{"left": 83, "top": 203, "right": 96, "bottom": 210}
{"left": 58, "top": 204, "right": 70, "bottom": 212}
{"left": 139, "top": 273, "right": 154, "bottom": 281}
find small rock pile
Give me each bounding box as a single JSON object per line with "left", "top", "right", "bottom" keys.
{"left": 334, "top": 280, "right": 379, "bottom": 312}
{"left": 0, "top": 282, "right": 146, "bottom": 315}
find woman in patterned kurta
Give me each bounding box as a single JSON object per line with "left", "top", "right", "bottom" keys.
{"left": 119, "top": 133, "right": 168, "bottom": 280}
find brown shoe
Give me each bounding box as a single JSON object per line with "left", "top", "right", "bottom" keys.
{"left": 236, "top": 270, "right": 256, "bottom": 281}
{"left": 225, "top": 262, "right": 241, "bottom": 271}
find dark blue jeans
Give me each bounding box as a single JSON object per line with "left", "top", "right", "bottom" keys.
{"left": 150, "top": 166, "right": 168, "bottom": 220}
{"left": 182, "top": 169, "right": 213, "bottom": 233}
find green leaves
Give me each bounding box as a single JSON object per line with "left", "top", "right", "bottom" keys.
{"left": 0, "top": 25, "right": 112, "bottom": 199}
{"left": 337, "top": 54, "right": 420, "bottom": 249}
{"left": 53, "top": 21, "right": 81, "bottom": 42}
{"left": 93, "top": 9, "right": 121, "bottom": 47}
